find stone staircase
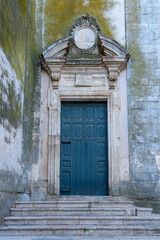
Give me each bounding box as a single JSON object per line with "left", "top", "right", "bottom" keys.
{"left": 1, "top": 196, "right": 160, "bottom": 239}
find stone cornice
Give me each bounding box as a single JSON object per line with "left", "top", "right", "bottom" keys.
{"left": 41, "top": 15, "right": 129, "bottom": 90}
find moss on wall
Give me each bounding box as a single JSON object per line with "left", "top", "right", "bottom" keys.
{"left": 0, "top": 0, "right": 27, "bottom": 83}
{"left": 0, "top": 80, "right": 22, "bottom": 129}
{"left": 0, "top": 0, "right": 37, "bottom": 136}
{"left": 126, "top": 0, "right": 160, "bottom": 199}
{"left": 0, "top": 169, "right": 29, "bottom": 224}
{"left": 126, "top": 0, "right": 149, "bottom": 90}
{"left": 44, "top": 0, "right": 116, "bottom": 48}
{"left": 22, "top": 0, "right": 38, "bottom": 168}
{"left": 17, "top": 0, "right": 28, "bottom": 19}
{"left": 0, "top": 192, "right": 18, "bottom": 225}
{"left": 0, "top": 0, "right": 37, "bottom": 224}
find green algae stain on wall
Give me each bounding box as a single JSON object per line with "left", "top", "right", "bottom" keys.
{"left": 0, "top": 0, "right": 37, "bottom": 130}
{"left": 0, "top": 0, "right": 37, "bottom": 134}
{"left": 0, "top": 0, "right": 27, "bottom": 83}
{"left": 17, "top": 0, "right": 28, "bottom": 19}
{"left": 44, "top": 0, "right": 116, "bottom": 48}
{"left": 0, "top": 81, "right": 22, "bottom": 129}
{"left": 126, "top": 0, "right": 149, "bottom": 90}
{"left": 21, "top": 0, "right": 42, "bottom": 168}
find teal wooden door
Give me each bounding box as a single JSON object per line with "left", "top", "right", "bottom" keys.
{"left": 60, "top": 102, "right": 108, "bottom": 195}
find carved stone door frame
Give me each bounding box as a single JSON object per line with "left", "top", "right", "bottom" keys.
{"left": 47, "top": 92, "right": 114, "bottom": 196}
{"left": 38, "top": 15, "right": 130, "bottom": 198}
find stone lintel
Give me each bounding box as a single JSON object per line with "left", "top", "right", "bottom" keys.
{"left": 65, "top": 58, "right": 102, "bottom": 65}
{"left": 75, "top": 74, "right": 93, "bottom": 87}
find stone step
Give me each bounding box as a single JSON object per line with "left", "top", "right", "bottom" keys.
{"left": 10, "top": 207, "right": 130, "bottom": 217}
{"left": 4, "top": 215, "right": 160, "bottom": 226}
{"left": 1, "top": 224, "right": 160, "bottom": 236}
{"left": 136, "top": 207, "right": 153, "bottom": 216}
{"left": 47, "top": 196, "right": 133, "bottom": 201}
{"left": 1, "top": 237, "right": 160, "bottom": 240}
{"left": 14, "top": 200, "right": 134, "bottom": 209}
{"left": 1, "top": 236, "right": 160, "bottom": 240}
{"left": 10, "top": 206, "right": 153, "bottom": 217}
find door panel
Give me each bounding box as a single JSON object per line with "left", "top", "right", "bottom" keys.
{"left": 60, "top": 102, "right": 108, "bottom": 195}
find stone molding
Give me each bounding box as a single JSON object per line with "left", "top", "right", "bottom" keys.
{"left": 103, "top": 57, "right": 126, "bottom": 89}
{"left": 42, "top": 58, "right": 127, "bottom": 90}
{"left": 37, "top": 16, "right": 130, "bottom": 198}
{"left": 69, "top": 14, "right": 101, "bottom": 54}
{"left": 45, "top": 89, "right": 130, "bottom": 196}
{"left": 69, "top": 14, "right": 101, "bottom": 36}
{"left": 49, "top": 64, "right": 63, "bottom": 89}
{"left": 41, "top": 59, "right": 65, "bottom": 89}
{"left": 41, "top": 32, "right": 128, "bottom": 90}
{"left": 75, "top": 74, "right": 93, "bottom": 87}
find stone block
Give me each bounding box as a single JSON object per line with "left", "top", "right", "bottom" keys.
{"left": 135, "top": 182, "right": 156, "bottom": 193}
{"left": 131, "top": 172, "right": 153, "bottom": 182}
{"left": 31, "top": 181, "right": 47, "bottom": 201}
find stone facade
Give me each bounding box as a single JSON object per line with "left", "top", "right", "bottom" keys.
{"left": 125, "top": 0, "right": 160, "bottom": 200}
{"left": 0, "top": 0, "right": 160, "bottom": 224}
{"left": 0, "top": 0, "right": 36, "bottom": 224}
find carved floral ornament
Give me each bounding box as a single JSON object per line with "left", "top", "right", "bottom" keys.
{"left": 41, "top": 14, "right": 129, "bottom": 89}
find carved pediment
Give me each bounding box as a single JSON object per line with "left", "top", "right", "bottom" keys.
{"left": 99, "top": 35, "right": 128, "bottom": 57}
{"left": 43, "top": 37, "right": 71, "bottom": 58}
{"left": 41, "top": 14, "right": 129, "bottom": 89}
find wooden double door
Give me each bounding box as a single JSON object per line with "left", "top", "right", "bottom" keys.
{"left": 60, "top": 102, "right": 108, "bottom": 195}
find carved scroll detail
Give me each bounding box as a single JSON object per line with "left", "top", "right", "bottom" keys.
{"left": 50, "top": 67, "right": 62, "bottom": 89}
{"left": 103, "top": 57, "right": 126, "bottom": 89}
{"left": 42, "top": 60, "right": 65, "bottom": 89}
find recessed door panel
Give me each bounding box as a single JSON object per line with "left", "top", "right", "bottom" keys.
{"left": 60, "top": 102, "right": 108, "bottom": 195}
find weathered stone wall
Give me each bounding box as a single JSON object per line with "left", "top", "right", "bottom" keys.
{"left": 0, "top": 0, "right": 37, "bottom": 223}
{"left": 31, "top": 0, "right": 160, "bottom": 202}
{"left": 43, "top": 0, "right": 125, "bottom": 46}
{"left": 0, "top": 0, "right": 160, "bottom": 223}
{"left": 126, "top": 0, "right": 160, "bottom": 200}
{"left": 31, "top": 0, "right": 127, "bottom": 199}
